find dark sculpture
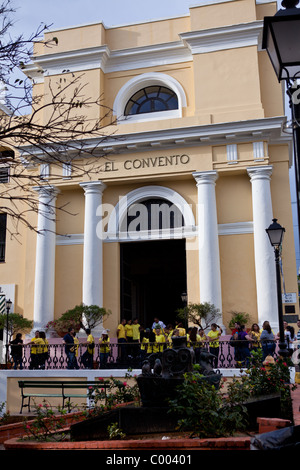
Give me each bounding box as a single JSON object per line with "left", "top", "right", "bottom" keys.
{"left": 137, "top": 335, "right": 222, "bottom": 406}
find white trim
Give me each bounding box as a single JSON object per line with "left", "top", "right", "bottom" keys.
{"left": 24, "top": 21, "right": 264, "bottom": 80}
{"left": 113, "top": 72, "right": 187, "bottom": 123}
{"left": 253, "top": 141, "right": 266, "bottom": 161}
{"left": 19, "top": 117, "right": 292, "bottom": 164}
{"left": 107, "top": 185, "right": 195, "bottom": 238}
{"left": 218, "top": 221, "right": 253, "bottom": 235}
{"left": 226, "top": 144, "right": 238, "bottom": 164}
{"left": 55, "top": 222, "right": 254, "bottom": 245}
{"left": 180, "top": 21, "right": 263, "bottom": 55}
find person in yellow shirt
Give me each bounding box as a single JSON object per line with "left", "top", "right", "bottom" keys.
{"left": 187, "top": 326, "right": 204, "bottom": 362}
{"left": 38, "top": 331, "right": 49, "bottom": 369}
{"left": 132, "top": 318, "right": 141, "bottom": 359}
{"left": 140, "top": 328, "right": 150, "bottom": 362}
{"left": 207, "top": 323, "right": 223, "bottom": 368}
{"left": 175, "top": 322, "right": 186, "bottom": 337}
{"left": 153, "top": 327, "right": 166, "bottom": 353}
{"left": 125, "top": 319, "right": 134, "bottom": 357}
{"left": 82, "top": 328, "right": 95, "bottom": 369}
{"left": 73, "top": 332, "right": 80, "bottom": 369}
{"left": 168, "top": 328, "right": 180, "bottom": 349}
{"left": 117, "top": 319, "right": 127, "bottom": 363}
{"left": 29, "top": 330, "right": 42, "bottom": 370}
{"left": 99, "top": 330, "right": 110, "bottom": 369}
{"left": 249, "top": 323, "right": 261, "bottom": 351}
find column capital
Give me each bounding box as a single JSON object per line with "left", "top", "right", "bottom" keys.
{"left": 247, "top": 165, "right": 273, "bottom": 182}
{"left": 80, "top": 180, "right": 106, "bottom": 195}
{"left": 33, "top": 185, "right": 60, "bottom": 198}
{"left": 193, "top": 171, "right": 218, "bottom": 186}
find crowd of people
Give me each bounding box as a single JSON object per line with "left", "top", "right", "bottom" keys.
{"left": 7, "top": 317, "right": 300, "bottom": 370}
{"left": 116, "top": 316, "right": 224, "bottom": 366}
{"left": 229, "top": 319, "right": 300, "bottom": 367}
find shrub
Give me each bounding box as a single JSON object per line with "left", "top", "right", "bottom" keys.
{"left": 168, "top": 371, "right": 249, "bottom": 438}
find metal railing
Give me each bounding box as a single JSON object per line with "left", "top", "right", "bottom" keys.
{"left": 4, "top": 339, "right": 290, "bottom": 370}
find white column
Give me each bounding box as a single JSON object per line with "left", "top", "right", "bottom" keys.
{"left": 247, "top": 166, "right": 278, "bottom": 330}
{"left": 33, "top": 185, "right": 59, "bottom": 332}
{"left": 80, "top": 181, "right": 106, "bottom": 308}
{"left": 193, "top": 171, "right": 224, "bottom": 328}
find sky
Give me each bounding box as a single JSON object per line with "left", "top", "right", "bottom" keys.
{"left": 9, "top": 0, "right": 200, "bottom": 38}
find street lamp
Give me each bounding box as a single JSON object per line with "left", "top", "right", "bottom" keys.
{"left": 181, "top": 292, "right": 188, "bottom": 329}
{"left": 266, "top": 219, "right": 289, "bottom": 357}
{"left": 262, "top": 0, "right": 300, "bottom": 254}
{"left": 5, "top": 298, "right": 12, "bottom": 367}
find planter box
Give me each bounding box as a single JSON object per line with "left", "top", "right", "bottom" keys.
{"left": 4, "top": 435, "right": 251, "bottom": 450}
{"left": 243, "top": 393, "right": 281, "bottom": 430}
{"left": 0, "top": 411, "right": 86, "bottom": 444}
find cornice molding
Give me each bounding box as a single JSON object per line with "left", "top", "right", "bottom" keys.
{"left": 19, "top": 116, "right": 291, "bottom": 161}
{"left": 24, "top": 20, "right": 264, "bottom": 80}
{"left": 180, "top": 21, "right": 264, "bottom": 54}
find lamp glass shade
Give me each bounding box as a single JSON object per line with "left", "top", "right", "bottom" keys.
{"left": 181, "top": 293, "right": 187, "bottom": 303}
{"left": 262, "top": 14, "right": 300, "bottom": 81}
{"left": 5, "top": 299, "right": 12, "bottom": 309}
{"left": 266, "top": 219, "right": 286, "bottom": 247}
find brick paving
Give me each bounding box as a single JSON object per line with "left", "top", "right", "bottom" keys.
{"left": 292, "top": 384, "right": 300, "bottom": 426}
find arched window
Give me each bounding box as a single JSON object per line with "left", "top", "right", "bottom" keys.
{"left": 113, "top": 73, "right": 187, "bottom": 123}
{"left": 124, "top": 86, "right": 178, "bottom": 116}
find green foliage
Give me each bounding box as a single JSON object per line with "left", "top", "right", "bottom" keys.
{"left": 168, "top": 371, "right": 249, "bottom": 438}
{"left": 22, "top": 401, "right": 75, "bottom": 442}
{"left": 45, "top": 303, "right": 111, "bottom": 333}
{"left": 243, "top": 356, "right": 297, "bottom": 421}
{"left": 0, "top": 402, "right": 10, "bottom": 424}
{"left": 90, "top": 375, "right": 140, "bottom": 413}
{"left": 0, "top": 313, "right": 33, "bottom": 341}
{"left": 228, "top": 310, "right": 250, "bottom": 329}
{"left": 177, "top": 302, "right": 220, "bottom": 330}
{"left": 107, "top": 422, "right": 126, "bottom": 440}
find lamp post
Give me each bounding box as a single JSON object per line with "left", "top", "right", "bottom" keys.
{"left": 266, "top": 219, "right": 289, "bottom": 358}
{"left": 262, "top": 0, "right": 300, "bottom": 254}
{"left": 5, "top": 298, "right": 12, "bottom": 367}
{"left": 181, "top": 292, "right": 188, "bottom": 329}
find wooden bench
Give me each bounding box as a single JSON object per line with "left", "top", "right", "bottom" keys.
{"left": 18, "top": 380, "right": 109, "bottom": 414}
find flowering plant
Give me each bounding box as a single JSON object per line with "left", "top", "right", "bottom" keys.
{"left": 241, "top": 355, "right": 297, "bottom": 421}
{"left": 22, "top": 401, "right": 78, "bottom": 441}
{"left": 168, "top": 370, "right": 249, "bottom": 438}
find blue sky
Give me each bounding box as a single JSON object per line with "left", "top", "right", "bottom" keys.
{"left": 10, "top": 0, "right": 198, "bottom": 37}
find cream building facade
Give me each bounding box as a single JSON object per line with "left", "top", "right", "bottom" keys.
{"left": 0, "top": 0, "right": 299, "bottom": 337}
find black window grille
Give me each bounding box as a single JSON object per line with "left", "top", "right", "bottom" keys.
{"left": 0, "top": 167, "right": 9, "bottom": 183}
{"left": 124, "top": 86, "right": 178, "bottom": 116}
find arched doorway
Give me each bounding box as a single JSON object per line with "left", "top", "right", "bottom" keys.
{"left": 119, "top": 195, "right": 188, "bottom": 328}
{"left": 120, "top": 238, "right": 187, "bottom": 329}
{"left": 106, "top": 185, "right": 194, "bottom": 328}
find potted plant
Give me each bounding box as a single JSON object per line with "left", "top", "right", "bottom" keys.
{"left": 45, "top": 304, "right": 111, "bottom": 337}
{"left": 228, "top": 311, "right": 250, "bottom": 332}
{"left": 176, "top": 302, "right": 221, "bottom": 330}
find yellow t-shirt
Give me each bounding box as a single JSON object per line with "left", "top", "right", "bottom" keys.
{"left": 74, "top": 337, "right": 79, "bottom": 357}
{"left": 99, "top": 337, "right": 110, "bottom": 354}
{"left": 153, "top": 334, "right": 165, "bottom": 353}
{"left": 42, "top": 339, "right": 49, "bottom": 354}
{"left": 250, "top": 331, "right": 260, "bottom": 347}
{"left": 125, "top": 324, "right": 133, "bottom": 339}
{"left": 132, "top": 323, "right": 141, "bottom": 341}
{"left": 31, "top": 337, "right": 44, "bottom": 354}
{"left": 187, "top": 333, "right": 202, "bottom": 348}
{"left": 87, "top": 334, "right": 95, "bottom": 354}
{"left": 177, "top": 327, "right": 186, "bottom": 337}
{"left": 207, "top": 330, "right": 221, "bottom": 348}
{"left": 117, "top": 324, "right": 126, "bottom": 340}
{"left": 141, "top": 337, "right": 149, "bottom": 351}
